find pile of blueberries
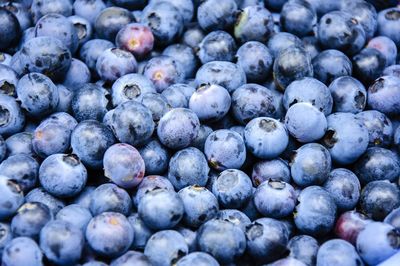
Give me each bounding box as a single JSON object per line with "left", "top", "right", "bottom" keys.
{"left": 1, "top": 0, "right": 400, "bottom": 265}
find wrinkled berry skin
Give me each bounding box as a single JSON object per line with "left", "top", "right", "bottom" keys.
{"left": 198, "top": 30, "right": 236, "bottom": 64}
{"left": 139, "top": 188, "right": 184, "bottom": 230}
{"left": 323, "top": 168, "right": 361, "bottom": 211}
{"left": 18, "top": 36, "right": 71, "bottom": 82}
{"left": 231, "top": 83, "right": 279, "bottom": 124}
{"left": 204, "top": 129, "right": 246, "bottom": 171}
{"left": 329, "top": 76, "right": 366, "bottom": 114}
{"left": 273, "top": 47, "right": 314, "bottom": 90}
{"left": 2, "top": 237, "right": 43, "bottom": 266}
{"left": 245, "top": 217, "right": 289, "bottom": 264}
{"left": 317, "top": 239, "right": 364, "bottom": 266}
{"left": 322, "top": 112, "right": 369, "bottom": 165}
{"left": 195, "top": 61, "right": 246, "bottom": 94}
{"left": 360, "top": 180, "right": 400, "bottom": 221}
{"left": 254, "top": 180, "right": 296, "bottom": 218}
{"left": 178, "top": 186, "right": 219, "bottom": 228}
{"left": 89, "top": 183, "right": 132, "bottom": 216}
{"left": 138, "top": 139, "right": 170, "bottom": 175}
{"left": 79, "top": 39, "right": 115, "bottom": 74}
{"left": 0, "top": 8, "right": 21, "bottom": 50}
{"left": 56, "top": 204, "right": 92, "bottom": 233}
{"left": 0, "top": 94, "right": 25, "bottom": 137}
{"left": 252, "top": 158, "right": 291, "bottom": 186}
{"left": 197, "top": 0, "right": 237, "bottom": 31}
{"left": 168, "top": 147, "right": 209, "bottom": 190}
{"left": 39, "top": 154, "right": 87, "bottom": 198}
{"left": 287, "top": 235, "right": 319, "bottom": 266}
{"left": 86, "top": 212, "right": 134, "bottom": 258}
{"left": 94, "top": 7, "right": 133, "bottom": 41}
{"left": 356, "top": 222, "right": 400, "bottom": 265}
{"left": 116, "top": 23, "right": 154, "bottom": 59}
{"left": 367, "top": 76, "right": 400, "bottom": 116}
{"left": 353, "top": 48, "right": 387, "bottom": 85}
{"left": 377, "top": 7, "right": 400, "bottom": 47}
{"left": 244, "top": 117, "right": 288, "bottom": 159}
{"left": 96, "top": 48, "right": 137, "bottom": 82}
{"left": 157, "top": 108, "right": 200, "bottom": 150}
{"left": 71, "top": 120, "right": 116, "bottom": 169}
{"left": 234, "top": 5, "right": 274, "bottom": 43}
{"left": 72, "top": 83, "right": 109, "bottom": 122}
{"left": 0, "top": 177, "right": 24, "bottom": 220}
{"left": 144, "top": 230, "right": 188, "bottom": 266}
{"left": 280, "top": 0, "right": 317, "bottom": 37}
{"left": 176, "top": 252, "right": 219, "bottom": 266}
{"left": 197, "top": 219, "right": 246, "bottom": 264}
{"left": 294, "top": 186, "right": 337, "bottom": 237}
{"left": 334, "top": 210, "right": 371, "bottom": 245}
{"left": 104, "top": 143, "right": 145, "bottom": 189}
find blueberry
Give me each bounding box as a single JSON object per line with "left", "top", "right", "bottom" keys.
{"left": 302, "top": 36, "right": 321, "bottom": 59}
{"left": 195, "top": 61, "right": 246, "bottom": 94}
{"left": 110, "top": 250, "right": 151, "bottom": 266}
{"left": 265, "top": 0, "right": 287, "bottom": 11}
{"left": 273, "top": 47, "right": 313, "bottom": 90}
{"left": 245, "top": 217, "right": 289, "bottom": 263}
{"left": 68, "top": 15, "right": 93, "bottom": 46}
{"left": 216, "top": 209, "right": 251, "bottom": 232}
{"left": 234, "top": 5, "right": 274, "bottom": 43}
{"left": 267, "top": 32, "right": 305, "bottom": 58}
{"left": 384, "top": 64, "right": 400, "bottom": 78}
{"left": 191, "top": 124, "right": 213, "bottom": 151}
{"left": 89, "top": 183, "right": 132, "bottom": 216}
{"left": 181, "top": 24, "right": 205, "bottom": 50}
{"left": 197, "top": 218, "right": 246, "bottom": 264}
{"left": 72, "top": 186, "right": 96, "bottom": 210}
{"left": 288, "top": 235, "right": 319, "bottom": 266}
{"left": 141, "top": 92, "right": 170, "bottom": 122}
{"left": 176, "top": 252, "right": 219, "bottom": 266}
{"left": 178, "top": 185, "right": 219, "bottom": 227}
{"left": 149, "top": 0, "right": 193, "bottom": 25}
{"left": 94, "top": 7, "right": 133, "bottom": 41}
{"left": 0, "top": 154, "right": 37, "bottom": 193}
{"left": 367, "top": 76, "right": 400, "bottom": 116}
{"left": 323, "top": 168, "right": 361, "bottom": 211}
{"left": 231, "top": 83, "right": 279, "bottom": 124}
{"left": 189, "top": 83, "right": 231, "bottom": 122}
{"left": 342, "top": 0, "right": 378, "bottom": 40}
{"left": 329, "top": 76, "right": 367, "bottom": 114}
{"left": 86, "top": 212, "right": 134, "bottom": 258}
{"left": 62, "top": 58, "right": 91, "bottom": 89}
{"left": 294, "top": 186, "right": 337, "bottom": 237}
{"left": 73, "top": 0, "right": 106, "bottom": 25}
{"left": 0, "top": 177, "right": 24, "bottom": 220}
{"left": 252, "top": 158, "right": 291, "bottom": 186}
{"left": 79, "top": 39, "right": 115, "bottom": 75}
{"left": 197, "top": 0, "right": 237, "bottom": 31}
{"left": 334, "top": 210, "right": 371, "bottom": 245}
{"left": 55, "top": 204, "right": 92, "bottom": 233}
{"left": 0, "top": 94, "right": 25, "bottom": 137}
{"left": 356, "top": 222, "right": 400, "bottom": 265}
{"left": 244, "top": 117, "right": 288, "bottom": 159}
{"left": 127, "top": 213, "right": 153, "bottom": 250}
{"left": 269, "top": 258, "right": 308, "bottom": 266}
{"left": 96, "top": 48, "right": 137, "bottom": 83}
{"left": 71, "top": 120, "right": 116, "bottom": 169}
{"left": 353, "top": 47, "right": 387, "bottom": 85}
{"left": 25, "top": 187, "right": 65, "bottom": 216}
{"left": 360, "top": 180, "right": 400, "bottom": 221}
{"left": 377, "top": 7, "right": 400, "bottom": 47}
{"left": 161, "top": 83, "right": 195, "bottom": 108}
{"left": 280, "top": 0, "right": 317, "bottom": 37}
{"left": 138, "top": 139, "right": 170, "bottom": 175}
{"left": 176, "top": 226, "right": 197, "bottom": 252}
{"left": 72, "top": 83, "right": 109, "bottom": 122}
{"left": 116, "top": 23, "right": 154, "bottom": 59}
{"left": 138, "top": 188, "right": 184, "bottom": 230}
{"left": 0, "top": 64, "right": 18, "bottom": 96}
{"left": 198, "top": 30, "right": 236, "bottom": 64}
{"left": 31, "top": 0, "right": 72, "bottom": 23}
{"left": 133, "top": 175, "right": 174, "bottom": 207}
{"left": 2, "top": 237, "right": 43, "bottom": 266}
{"left": 11, "top": 202, "right": 52, "bottom": 239}
{"left": 322, "top": 112, "right": 369, "bottom": 165}
{"left": 0, "top": 8, "right": 21, "bottom": 50}
{"left": 163, "top": 43, "right": 197, "bottom": 79}
{"left": 317, "top": 239, "right": 363, "bottom": 266}
{"left": 144, "top": 230, "right": 188, "bottom": 266}
{"left": 367, "top": 36, "right": 397, "bottom": 67}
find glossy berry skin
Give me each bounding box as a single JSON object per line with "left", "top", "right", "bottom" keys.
{"left": 168, "top": 147, "right": 209, "bottom": 190}
{"left": 318, "top": 11, "right": 366, "bottom": 55}
{"left": 204, "top": 129, "right": 246, "bottom": 171}
{"left": 138, "top": 139, "right": 170, "bottom": 176}
{"left": 312, "top": 49, "right": 353, "bottom": 85}
{"left": 360, "top": 180, "right": 400, "bottom": 221}
{"left": 138, "top": 188, "right": 184, "bottom": 230}
{"left": 285, "top": 103, "right": 327, "bottom": 143}
{"left": 294, "top": 186, "right": 337, "bottom": 237}
{"left": 322, "top": 112, "right": 369, "bottom": 165}
{"left": 71, "top": 120, "right": 116, "bottom": 169}
{"left": 0, "top": 8, "right": 21, "bottom": 50}
{"left": 177, "top": 252, "right": 219, "bottom": 266}
{"left": 244, "top": 117, "right": 288, "bottom": 159}
{"left": 367, "top": 36, "right": 397, "bottom": 67}
{"left": 110, "top": 250, "right": 151, "bottom": 266}
{"left": 234, "top": 5, "right": 274, "bottom": 43}
{"left": 198, "top": 30, "right": 236, "bottom": 64}
{"left": 2, "top": 237, "right": 43, "bottom": 266}
{"left": 317, "top": 239, "right": 364, "bottom": 266}
{"left": 377, "top": 8, "right": 400, "bottom": 47}
{"left": 116, "top": 23, "right": 154, "bottom": 59}
{"left": 157, "top": 108, "right": 200, "bottom": 150}
{"left": 56, "top": 204, "right": 92, "bottom": 233}
{"left": 267, "top": 32, "right": 304, "bottom": 59}
{"left": 212, "top": 169, "right": 252, "bottom": 209}
{"left": 18, "top": 36, "right": 71, "bottom": 82}
{"left": 189, "top": 84, "right": 231, "bottom": 122}
{"left": 178, "top": 186, "right": 219, "bottom": 228}
{"left": 62, "top": 58, "right": 91, "bottom": 89}
{"left": 11, "top": 202, "right": 52, "bottom": 239}
{"left": 133, "top": 175, "right": 174, "bottom": 207}
{"left": 236, "top": 41, "right": 273, "bottom": 82}
{"left": 79, "top": 39, "right": 115, "bottom": 74}
{"left": 252, "top": 158, "right": 291, "bottom": 186}
{"left": 323, "top": 168, "right": 361, "bottom": 211}
{"left": 197, "top": 219, "right": 246, "bottom": 264}
{"left": 329, "top": 76, "right": 367, "bottom": 114}
{"left": 197, "top": 0, "right": 237, "bottom": 31}
{"left": 162, "top": 44, "right": 198, "bottom": 79}
{"left": 89, "top": 184, "right": 132, "bottom": 216}
{"left": 367, "top": 76, "right": 400, "bottom": 116}
{"left": 144, "top": 230, "right": 188, "bottom": 266}
{"left": 356, "top": 222, "right": 400, "bottom": 265}
{"left": 40, "top": 220, "right": 84, "bottom": 265}
{"left": 86, "top": 212, "right": 134, "bottom": 258}
{"left": 273, "top": 47, "right": 313, "bottom": 90}
{"left": 287, "top": 235, "right": 319, "bottom": 266}
{"left": 245, "top": 217, "right": 289, "bottom": 264}
{"left": 283, "top": 77, "right": 333, "bottom": 116}
{"left": 0, "top": 177, "right": 24, "bottom": 220}
{"left": 254, "top": 180, "right": 296, "bottom": 218}
{"left": 334, "top": 210, "right": 371, "bottom": 245}
{"left": 73, "top": 0, "right": 106, "bottom": 24}
{"left": 195, "top": 61, "right": 246, "bottom": 94}
{"left": 39, "top": 154, "right": 87, "bottom": 198}
{"left": 231, "top": 83, "right": 279, "bottom": 124}
{"left": 0, "top": 94, "right": 25, "bottom": 137}
{"left": 353, "top": 48, "right": 387, "bottom": 85}
{"left": 72, "top": 83, "right": 109, "bottom": 122}
{"left": 94, "top": 7, "right": 133, "bottom": 41}
{"left": 96, "top": 48, "right": 137, "bottom": 82}
{"left": 280, "top": 0, "right": 317, "bottom": 37}
{"left": 141, "top": 2, "right": 183, "bottom": 46}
